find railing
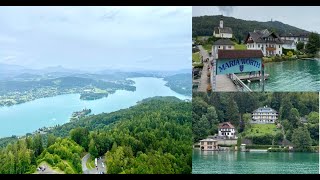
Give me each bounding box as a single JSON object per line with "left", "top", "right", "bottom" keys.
{"left": 230, "top": 73, "right": 252, "bottom": 92}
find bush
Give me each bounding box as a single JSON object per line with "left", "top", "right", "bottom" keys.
{"left": 57, "top": 162, "right": 66, "bottom": 171}
{"left": 287, "top": 51, "right": 293, "bottom": 57}
{"left": 65, "top": 167, "right": 74, "bottom": 174}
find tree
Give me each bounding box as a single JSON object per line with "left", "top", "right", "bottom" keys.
{"left": 280, "top": 96, "right": 293, "bottom": 120}
{"left": 88, "top": 139, "right": 98, "bottom": 158}
{"left": 292, "top": 126, "right": 312, "bottom": 151}
{"left": 305, "top": 32, "right": 320, "bottom": 55}
{"left": 47, "top": 134, "right": 57, "bottom": 148}
{"left": 225, "top": 98, "right": 240, "bottom": 126}
{"left": 297, "top": 41, "right": 304, "bottom": 51}
{"left": 307, "top": 112, "right": 319, "bottom": 124}
{"left": 288, "top": 108, "right": 300, "bottom": 128}
{"left": 287, "top": 51, "right": 293, "bottom": 57}
{"left": 242, "top": 113, "right": 252, "bottom": 130}
{"left": 205, "top": 106, "right": 218, "bottom": 134}
{"left": 70, "top": 127, "right": 89, "bottom": 151}
{"left": 32, "top": 134, "right": 43, "bottom": 157}
{"left": 193, "top": 115, "right": 210, "bottom": 142}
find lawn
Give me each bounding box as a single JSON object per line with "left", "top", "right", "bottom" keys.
{"left": 192, "top": 52, "right": 201, "bottom": 63}
{"left": 245, "top": 124, "right": 280, "bottom": 136}
{"left": 234, "top": 43, "right": 247, "bottom": 50}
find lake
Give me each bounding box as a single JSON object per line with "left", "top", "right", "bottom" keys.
{"left": 192, "top": 149, "right": 319, "bottom": 174}
{"left": 245, "top": 59, "right": 320, "bottom": 92}
{"left": 0, "top": 77, "right": 191, "bottom": 138}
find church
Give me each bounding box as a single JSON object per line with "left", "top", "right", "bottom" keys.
{"left": 213, "top": 16, "right": 233, "bottom": 39}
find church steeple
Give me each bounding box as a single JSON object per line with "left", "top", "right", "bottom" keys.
{"left": 220, "top": 16, "right": 223, "bottom": 28}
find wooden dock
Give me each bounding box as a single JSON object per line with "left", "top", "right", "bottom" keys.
{"left": 237, "top": 74, "right": 269, "bottom": 82}
{"left": 216, "top": 74, "right": 238, "bottom": 92}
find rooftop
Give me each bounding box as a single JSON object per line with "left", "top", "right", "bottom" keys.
{"left": 246, "top": 29, "right": 284, "bottom": 44}
{"left": 200, "top": 139, "right": 218, "bottom": 142}
{"left": 218, "top": 50, "right": 264, "bottom": 59}
{"left": 219, "top": 122, "right": 235, "bottom": 129}
{"left": 214, "top": 27, "right": 233, "bottom": 34}
{"left": 253, "top": 106, "right": 277, "bottom": 113}
{"left": 213, "top": 39, "right": 235, "bottom": 45}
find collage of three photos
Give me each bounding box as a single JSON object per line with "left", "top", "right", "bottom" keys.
{"left": 0, "top": 6, "right": 319, "bottom": 174}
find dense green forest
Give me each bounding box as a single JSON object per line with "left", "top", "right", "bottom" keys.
{"left": 192, "top": 15, "right": 309, "bottom": 41}
{"left": 164, "top": 73, "right": 192, "bottom": 96}
{"left": 193, "top": 92, "right": 319, "bottom": 152}
{"left": 0, "top": 97, "right": 192, "bottom": 174}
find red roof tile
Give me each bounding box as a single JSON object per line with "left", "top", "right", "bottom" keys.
{"left": 219, "top": 122, "right": 235, "bottom": 129}
{"left": 218, "top": 50, "right": 264, "bottom": 59}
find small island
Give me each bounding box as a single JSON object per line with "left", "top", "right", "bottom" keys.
{"left": 70, "top": 108, "right": 92, "bottom": 122}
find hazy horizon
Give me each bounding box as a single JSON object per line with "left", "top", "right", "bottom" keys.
{"left": 0, "top": 6, "right": 191, "bottom": 72}
{"left": 192, "top": 6, "right": 320, "bottom": 33}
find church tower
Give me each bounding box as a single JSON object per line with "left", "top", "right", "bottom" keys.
{"left": 219, "top": 17, "right": 223, "bottom": 28}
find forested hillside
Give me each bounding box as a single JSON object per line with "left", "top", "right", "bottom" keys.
{"left": 192, "top": 15, "right": 309, "bottom": 41}
{"left": 0, "top": 97, "right": 192, "bottom": 174}
{"left": 193, "top": 92, "right": 319, "bottom": 151}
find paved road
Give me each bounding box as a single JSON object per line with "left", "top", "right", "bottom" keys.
{"left": 197, "top": 45, "right": 211, "bottom": 92}
{"left": 82, "top": 153, "right": 106, "bottom": 174}
{"left": 82, "top": 153, "right": 90, "bottom": 174}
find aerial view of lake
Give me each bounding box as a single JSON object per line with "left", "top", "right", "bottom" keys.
{"left": 0, "top": 77, "right": 191, "bottom": 138}
{"left": 192, "top": 149, "right": 319, "bottom": 174}
{"left": 246, "top": 59, "right": 320, "bottom": 92}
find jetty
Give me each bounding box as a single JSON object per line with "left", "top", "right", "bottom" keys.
{"left": 237, "top": 74, "right": 270, "bottom": 82}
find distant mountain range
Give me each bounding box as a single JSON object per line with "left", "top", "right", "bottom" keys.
{"left": 192, "top": 15, "right": 310, "bottom": 41}
{"left": 0, "top": 63, "right": 191, "bottom": 80}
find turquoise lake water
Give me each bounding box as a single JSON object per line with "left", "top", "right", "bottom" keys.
{"left": 245, "top": 59, "right": 320, "bottom": 92}
{"left": 192, "top": 149, "right": 319, "bottom": 174}
{"left": 0, "top": 77, "right": 190, "bottom": 138}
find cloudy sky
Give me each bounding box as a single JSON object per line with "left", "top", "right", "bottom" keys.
{"left": 193, "top": 6, "right": 320, "bottom": 33}
{"left": 0, "top": 6, "right": 191, "bottom": 71}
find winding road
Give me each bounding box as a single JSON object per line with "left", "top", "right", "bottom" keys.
{"left": 82, "top": 153, "right": 106, "bottom": 174}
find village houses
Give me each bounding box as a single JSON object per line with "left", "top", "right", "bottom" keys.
{"left": 252, "top": 106, "right": 278, "bottom": 124}
{"left": 213, "top": 16, "right": 233, "bottom": 39}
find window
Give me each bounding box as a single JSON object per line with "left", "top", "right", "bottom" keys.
{"left": 208, "top": 142, "right": 213, "bottom": 145}
{"left": 228, "top": 46, "right": 231, "bottom": 48}
{"left": 201, "top": 142, "right": 204, "bottom": 145}
{"left": 227, "top": 133, "right": 229, "bottom": 135}
{"left": 279, "top": 51, "right": 280, "bottom": 54}
{"left": 219, "top": 46, "right": 220, "bottom": 48}
{"left": 279, "top": 45, "right": 280, "bottom": 48}
{"left": 258, "top": 44, "right": 260, "bottom": 48}
{"left": 208, "top": 146, "right": 212, "bottom": 149}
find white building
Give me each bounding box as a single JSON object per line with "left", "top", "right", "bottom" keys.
{"left": 213, "top": 17, "right": 233, "bottom": 39}
{"left": 252, "top": 106, "right": 278, "bottom": 124}
{"left": 282, "top": 40, "right": 297, "bottom": 50}
{"left": 280, "top": 33, "right": 309, "bottom": 45}
{"left": 199, "top": 139, "right": 218, "bottom": 151}
{"left": 245, "top": 29, "right": 283, "bottom": 56}
{"left": 218, "top": 122, "right": 236, "bottom": 139}
{"left": 212, "top": 39, "right": 235, "bottom": 59}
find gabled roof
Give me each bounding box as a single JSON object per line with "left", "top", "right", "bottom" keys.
{"left": 214, "top": 27, "right": 233, "bottom": 34}
{"left": 213, "top": 39, "right": 235, "bottom": 45}
{"left": 245, "top": 29, "right": 284, "bottom": 44}
{"left": 219, "top": 122, "right": 235, "bottom": 129}
{"left": 218, "top": 50, "right": 264, "bottom": 59}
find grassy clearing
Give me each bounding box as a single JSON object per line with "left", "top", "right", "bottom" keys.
{"left": 86, "top": 156, "right": 95, "bottom": 170}
{"left": 192, "top": 52, "right": 201, "bottom": 63}
{"left": 245, "top": 124, "right": 280, "bottom": 136}
{"left": 234, "top": 43, "right": 247, "bottom": 50}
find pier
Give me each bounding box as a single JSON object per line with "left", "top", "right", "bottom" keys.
{"left": 237, "top": 74, "right": 270, "bottom": 82}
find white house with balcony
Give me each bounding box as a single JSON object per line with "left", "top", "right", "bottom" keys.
{"left": 218, "top": 122, "right": 236, "bottom": 139}
{"left": 211, "top": 39, "right": 235, "bottom": 59}
{"left": 280, "top": 32, "right": 309, "bottom": 45}
{"left": 213, "top": 16, "right": 233, "bottom": 39}
{"left": 252, "top": 106, "right": 278, "bottom": 124}
{"left": 245, "top": 29, "right": 283, "bottom": 56}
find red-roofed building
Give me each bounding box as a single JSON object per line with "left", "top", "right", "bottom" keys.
{"left": 218, "top": 122, "right": 236, "bottom": 139}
